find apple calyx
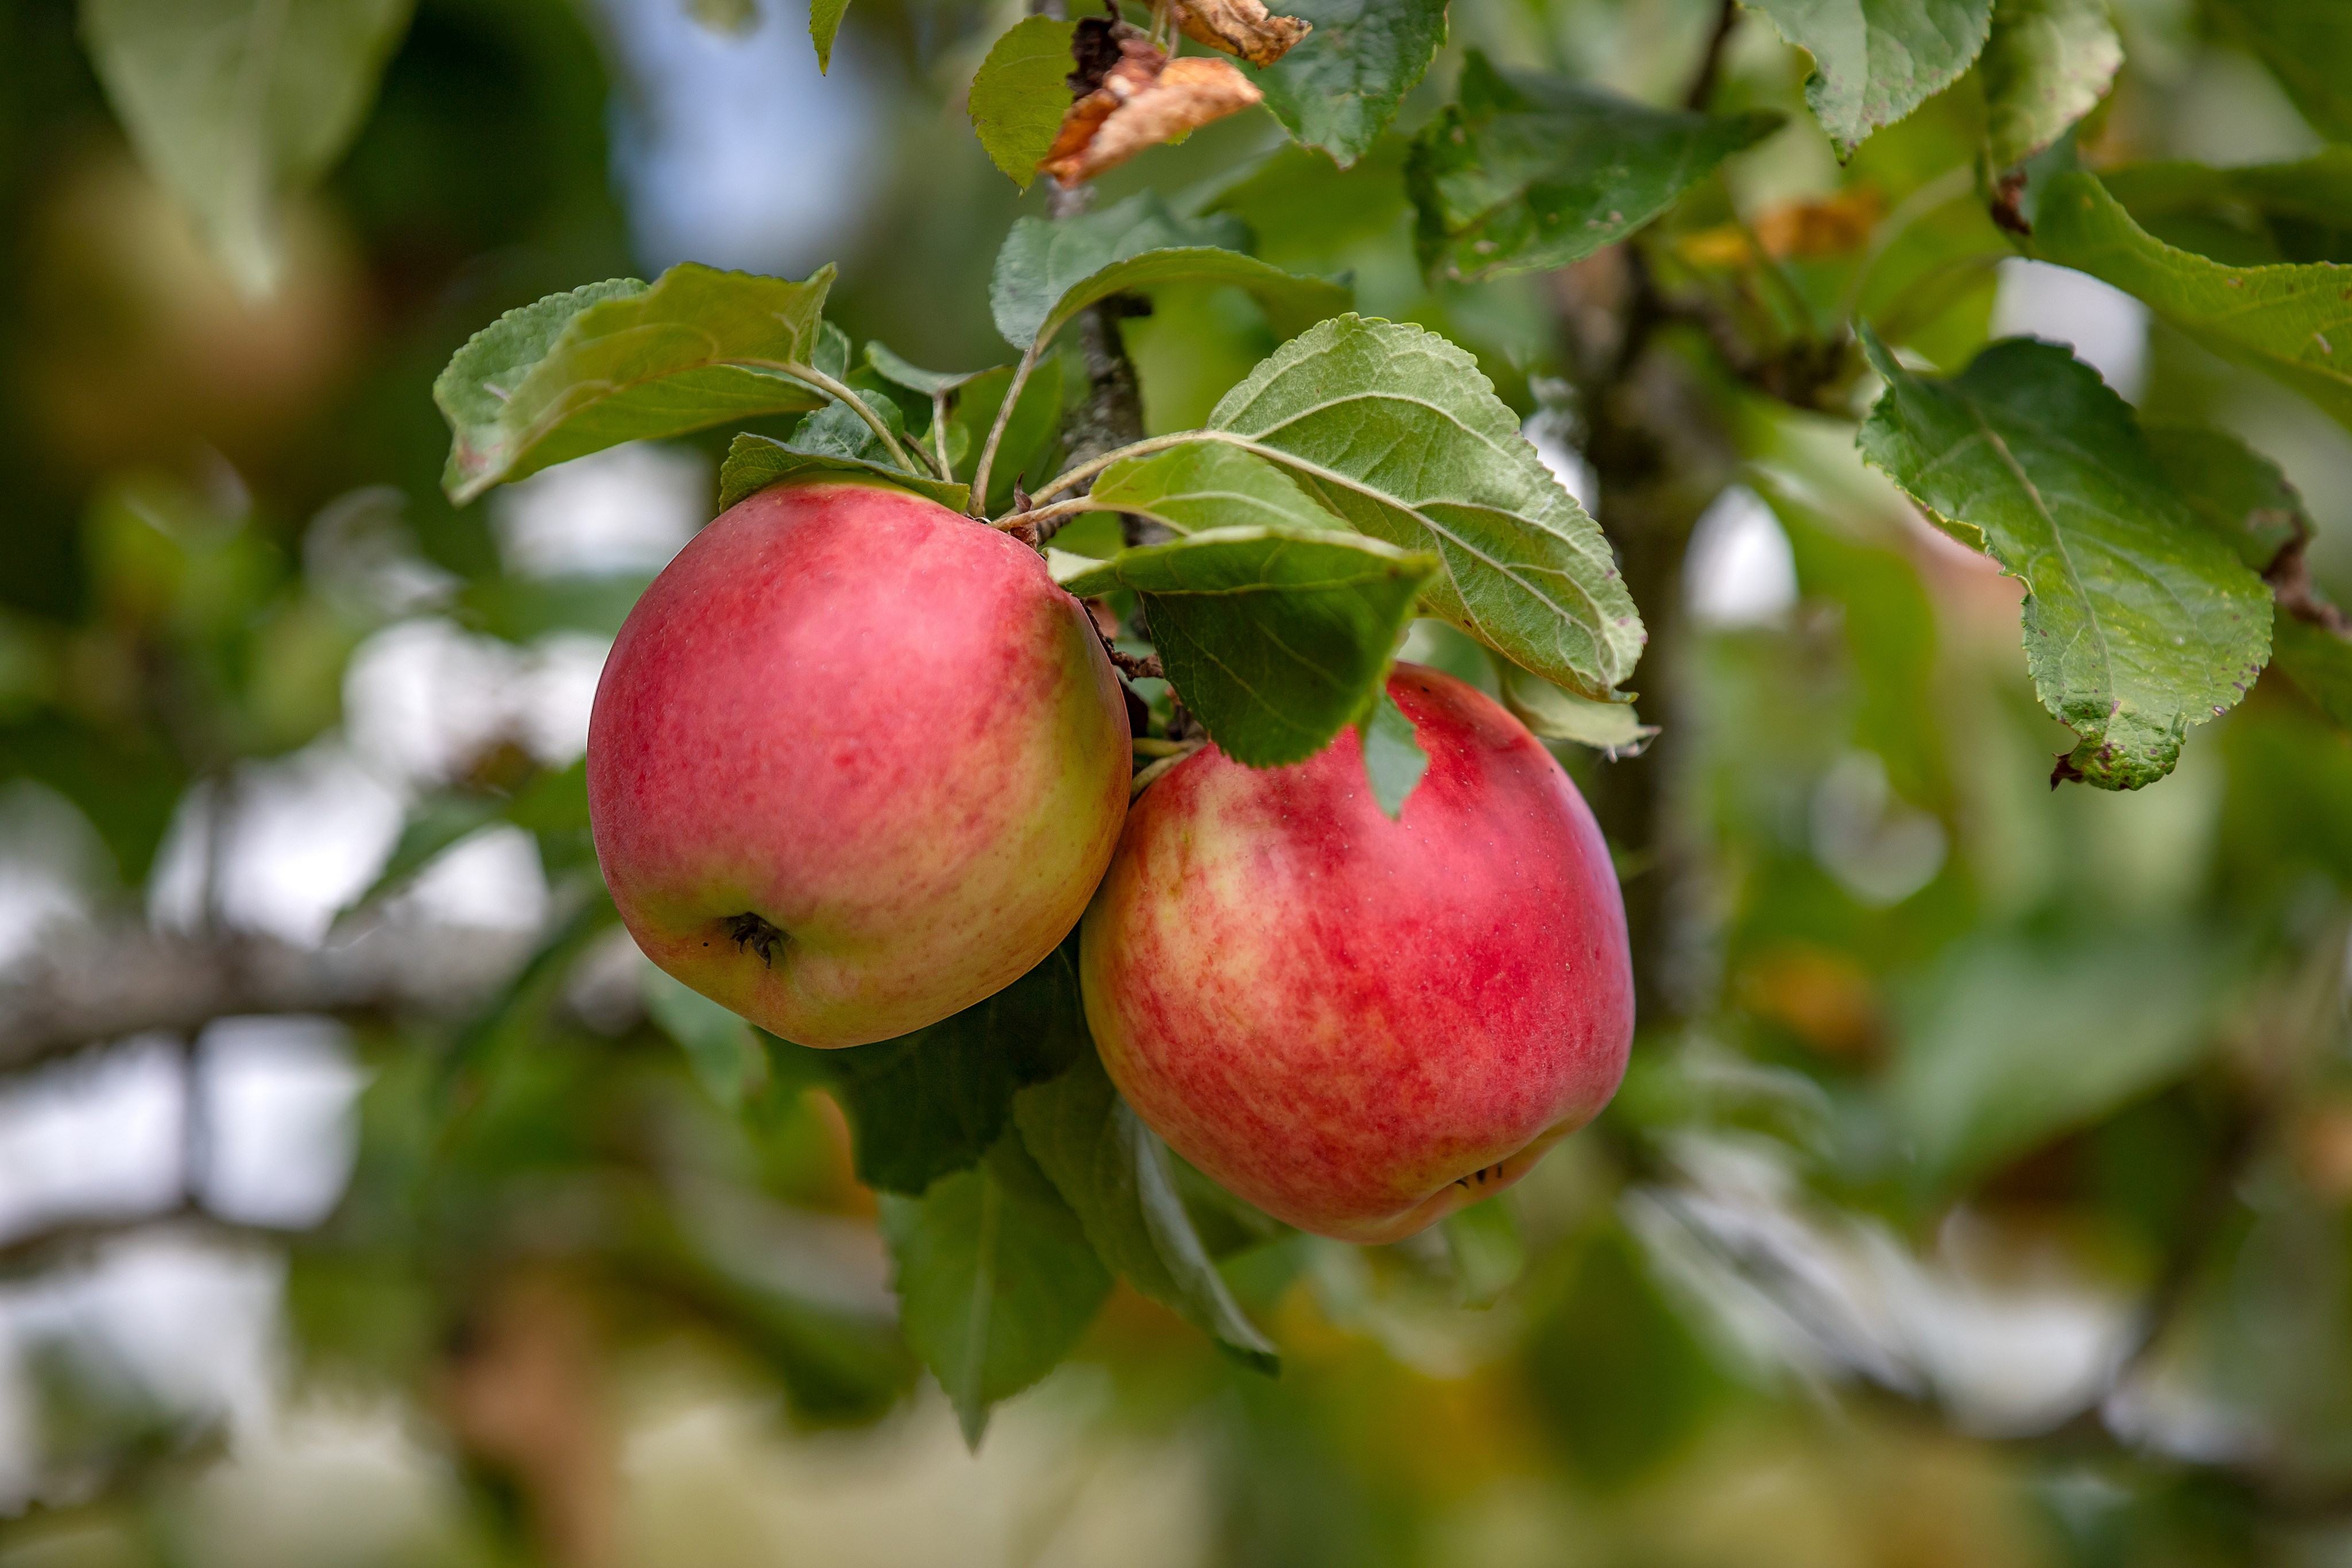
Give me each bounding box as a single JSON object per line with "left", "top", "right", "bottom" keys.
{"left": 723, "top": 911, "right": 787, "bottom": 966}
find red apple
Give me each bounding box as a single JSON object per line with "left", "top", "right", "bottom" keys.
{"left": 588, "top": 479, "right": 1130, "bottom": 1047}
{"left": 1079, "top": 663, "right": 1633, "bottom": 1242}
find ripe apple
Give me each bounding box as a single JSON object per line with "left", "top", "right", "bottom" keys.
{"left": 1079, "top": 663, "right": 1633, "bottom": 1242}
{"left": 587, "top": 479, "right": 1130, "bottom": 1048}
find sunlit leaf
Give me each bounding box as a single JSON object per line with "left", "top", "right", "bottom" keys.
{"left": 1408, "top": 52, "right": 1781, "bottom": 282}
{"left": 1013, "top": 1049, "right": 1276, "bottom": 1370}
{"left": 1495, "top": 663, "right": 1657, "bottom": 756}
{"left": 968, "top": 15, "right": 1078, "bottom": 188}
{"left": 1059, "top": 525, "right": 1436, "bottom": 767}
{"left": 1206, "top": 315, "right": 1646, "bottom": 701}
{"left": 1746, "top": 0, "right": 1993, "bottom": 157}
{"left": 80, "top": 0, "right": 414, "bottom": 297}
{"left": 810, "top": 0, "right": 849, "bottom": 71}
{"left": 1088, "top": 439, "right": 1338, "bottom": 536}
{"left": 1858, "top": 332, "right": 2272, "bottom": 788}
{"left": 435, "top": 264, "right": 837, "bottom": 504}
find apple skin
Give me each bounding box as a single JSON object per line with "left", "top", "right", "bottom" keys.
{"left": 1078, "top": 663, "right": 1633, "bottom": 1243}
{"left": 587, "top": 479, "right": 1130, "bottom": 1048}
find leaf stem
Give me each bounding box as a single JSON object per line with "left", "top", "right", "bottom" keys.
{"left": 731, "top": 358, "right": 941, "bottom": 480}
{"left": 969, "top": 344, "right": 1043, "bottom": 516}
{"left": 1028, "top": 431, "right": 1209, "bottom": 504}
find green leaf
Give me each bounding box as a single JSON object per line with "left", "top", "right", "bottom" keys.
{"left": 968, "top": 16, "right": 1078, "bottom": 189}
{"left": 2100, "top": 150, "right": 2352, "bottom": 266}
{"left": 1013, "top": 1050, "right": 1276, "bottom": 1372}
{"left": 1856, "top": 332, "right": 2272, "bottom": 788}
{"left": 1495, "top": 661, "right": 1657, "bottom": 756}
{"left": 1248, "top": 0, "right": 1448, "bottom": 168}
{"left": 879, "top": 1136, "right": 1113, "bottom": 1446}
{"left": 989, "top": 192, "right": 1346, "bottom": 353}
{"left": 1059, "top": 526, "right": 1437, "bottom": 767}
{"left": 2273, "top": 616, "right": 2352, "bottom": 731}
{"left": 1088, "top": 439, "right": 1340, "bottom": 536}
{"left": 435, "top": 262, "right": 837, "bottom": 504}
{"left": 2146, "top": 423, "right": 2312, "bottom": 575}
{"left": 1981, "top": 0, "right": 2122, "bottom": 169}
{"left": 1205, "top": 315, "right": 1646, "bottom": 702}
{"left": 810, "top": 0, "right": 849, "bottom": 72}
{"left": 1359, "top": 688, "right": 1428, "bottom": 819}
{"left": 79, "top": 0, "right": 414, "bottom": 298}
{"left": 786, "top": 943, "right": 1090, "bottom": 1197}
{"left": 1892, "top": 930, "right": 2229, "bottom": 1193}
{"left": 1407, "top": 52, "right": 1782, "bottom": 283}
{"left": 1442, "top": 1198, "right": 1525, "bottom": 1309}
{"left": 643, "top": 968, "right": 768, "bottom": 1112}
{"left": 718, "top": 434, "right": 971, "bottom": 513}
{"left": 2148, "top": 422, "right": 2352, "bottom": 731}
{"left": 346, "top": 795, "right": 502, "bottom": 910}
{"left": 2206, "top": 0, "right": 2352, "bottom": 145}
{"left": 864, "top": 343, "right": 989, "bottom": 399}
{"left": 945, "top": 363, "right": 1066, "bottom": 514}
{"left": 2029, "top": 171, "right": 2352, "bottom": 438}
{"left": 1746, "top": 0, "right": 1993, "bottom": 158}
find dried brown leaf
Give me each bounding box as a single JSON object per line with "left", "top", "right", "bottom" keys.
{"left": 1170, "top": 0, "right": 1312, "bottom": 67}
{"left": 1042, "top": 55, "right": 1263, "bottom": 187}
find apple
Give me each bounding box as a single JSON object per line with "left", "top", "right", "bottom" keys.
{"left": 1079, "top": 663, "right": 1633, "bottom": 1242}
{"left": 587, "top": 479, "right": 1130, "bottom": 1048}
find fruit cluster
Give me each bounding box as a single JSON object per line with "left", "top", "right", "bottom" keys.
{"left": 587, "top": 478, "right": 1634, "bottom": 1242}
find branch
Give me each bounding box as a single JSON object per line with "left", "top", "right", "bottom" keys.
{"left": 0, "top": 920, "right": 539, "bottom": 1073}
{"left": 1682, "top": 0, "right": 1740, "bottom": 111}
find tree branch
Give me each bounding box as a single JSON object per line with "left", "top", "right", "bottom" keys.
{"left": 0, "top": 921, "right": 539, "bottom": 1073}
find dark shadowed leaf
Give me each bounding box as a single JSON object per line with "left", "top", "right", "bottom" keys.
{"left": 435, "top": 264, "right": 837, "bottom": 504}
{"left": 2030, "top": 172, "right": 2352, "bottom": 436}
{"left": 2101, "top": 150, "right": 2352, "bottom": 266}
{"left": 1206, "top": 315, "right": 1646, "bottom": 701}
{"left": 1248, "top": 0, "right": 1447, "bottom": 168}
{"left": 968, "top": 16, "right": 1079, "bottom": 188}
{"left": 989, "top": 192, "right": 1346, "bottom": 353}
{"left": 1892, "top": 930, "right": 2230, "bottom": 1193}
{"left": 1058, "top": 525, "right": 1436, "bottom": 766}
{"left": 80, "top": 0, "right": 413, "bottom": 297}
{"left": 781, "top": 943, "right": 1090, "bottom": 1196}
{"left": 1408, "top": 52, "right": 1781, "bottom": 282}
{"left": 1982, "top": 0, "right": 2122, "bottom": 169}
{"left": 717, "top": 434, "right": 970, "bottom": 513}
{"left": 1746, "top": 0, "right": 1993, "bottom": 157}
{"left": 879, "top": 1135, "right": 1112, "bottom": 1446}
{"left": 1013, "top": 1048, "right": 1276, "bottom": 1370}
{"left": 2150, "top": 422, "right": 2352, "bottom": 731}
{"left": 1858, "top": 333, "right": 2272, "bottom": 788}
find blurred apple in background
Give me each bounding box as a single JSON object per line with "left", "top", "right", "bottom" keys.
{"left": 1081, "top": 664, "right": 1634, "bottom": 1242}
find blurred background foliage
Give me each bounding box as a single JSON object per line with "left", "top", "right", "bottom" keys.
{"left": 1, "top": 0, "right": 2351, "bottom": 1563}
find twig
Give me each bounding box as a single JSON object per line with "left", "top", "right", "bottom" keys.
{"left": 1682, "top": 0, "right": 1740, "bottom": 111}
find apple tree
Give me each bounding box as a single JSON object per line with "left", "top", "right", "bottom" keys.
{"left": 3, "top": 0, "right": 2352, "bottom": 1561}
